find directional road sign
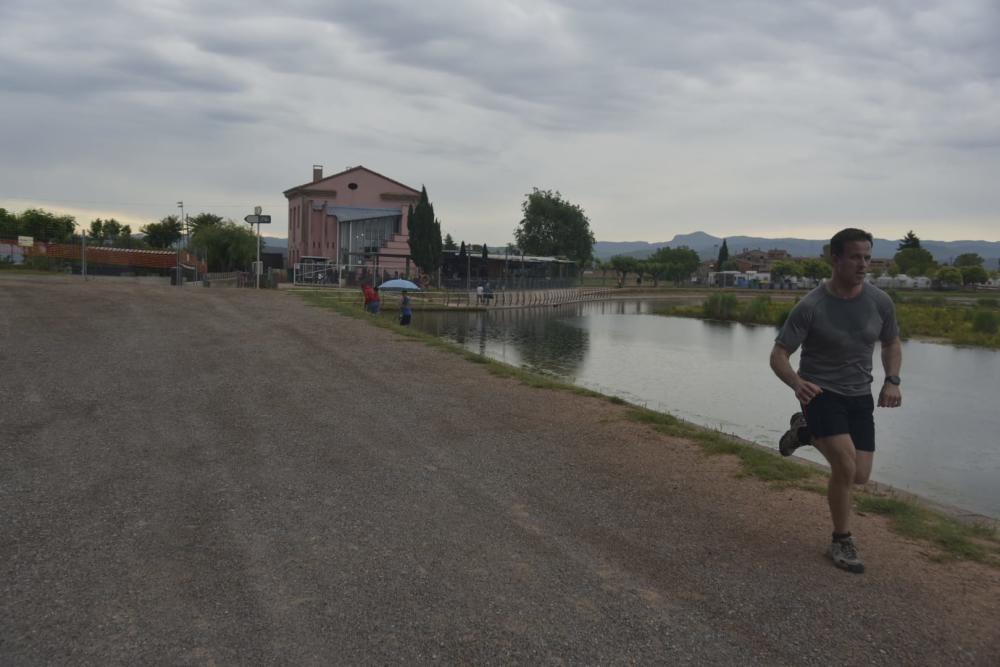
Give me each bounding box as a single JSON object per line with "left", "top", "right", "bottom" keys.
{"left": 244, "top": 215, "right": 271, "bottom": 224}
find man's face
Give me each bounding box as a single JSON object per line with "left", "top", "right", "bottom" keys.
{"left": 832, "top": 240, "right": 872, "bottom": 285}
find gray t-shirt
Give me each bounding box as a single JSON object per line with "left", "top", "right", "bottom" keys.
{"left": 775, "top": 283, "right": 899, "bottom": 396}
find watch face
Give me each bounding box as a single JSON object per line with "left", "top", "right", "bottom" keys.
{"left": 886, "top": 376, "right": 901, "bottom": 385}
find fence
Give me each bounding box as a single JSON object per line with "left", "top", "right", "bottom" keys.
{"left": 0, "top": 239, "right": 206, "bottom": 275}
{"left": 204, "top": 269, "right": 284, "bottom": 288}
{"left": 295, "top": 286, "right": 615, "bottom": 309}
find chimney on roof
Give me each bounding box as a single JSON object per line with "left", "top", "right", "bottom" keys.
{"left": 313, "top": 165, "right": 323, "bottom": 182}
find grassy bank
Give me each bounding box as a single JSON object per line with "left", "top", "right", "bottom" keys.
{"left": 657, "top": 293, "right": 1000, "bottom": 348}
{"left": 295, "top": 289, "right": 1000, "bottom": 565}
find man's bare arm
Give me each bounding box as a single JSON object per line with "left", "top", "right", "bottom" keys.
{"left": 878, "top": 336, "right": 902, "bottom": 408}
{"left": 769, "top": 344, "right": 823, "bottom": 405}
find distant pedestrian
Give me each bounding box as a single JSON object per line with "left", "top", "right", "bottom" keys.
{"left": 362, "top": 283, "right": 380, "bottom": 314}
{"left": 769, "top": 228, "right": 902, "bottom": 575}
{"left": 399, "top": 290, "right": 412, "bottom": 326}
{"left": 476, "top": 284, "right": 484, "bottom": 305}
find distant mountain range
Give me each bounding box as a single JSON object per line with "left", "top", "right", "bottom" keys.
{"left": 594, "top": 232, "right": 1000, "bottom": 269}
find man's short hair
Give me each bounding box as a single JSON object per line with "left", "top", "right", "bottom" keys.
{"left": 830, "top": 228, "right": 874, "bottom": 257}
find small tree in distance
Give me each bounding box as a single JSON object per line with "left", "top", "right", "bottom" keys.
{"left": 514, "top": 188, "right": 595, "bottom": 266}
{"left": 898, "top": 230, "right": 921, "bottom": 250}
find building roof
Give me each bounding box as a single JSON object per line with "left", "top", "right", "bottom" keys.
{"left": 325, "top": 205, "right": 403, "bottom": 222}
{"left": 283, "top": 165, "right": 421, "bottom": 198}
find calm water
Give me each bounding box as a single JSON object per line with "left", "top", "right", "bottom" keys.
{"left": 413, "top": 300, "right": 1000, "bottom": 518}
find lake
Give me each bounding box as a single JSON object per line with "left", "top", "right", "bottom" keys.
{"left": 412, "top": 300, "right": 1000, "bottom": 519}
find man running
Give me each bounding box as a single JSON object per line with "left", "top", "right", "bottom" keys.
{"left": 769, "top": 228, "right": 902, "bottom": 574}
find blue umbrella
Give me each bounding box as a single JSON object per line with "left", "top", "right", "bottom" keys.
{"left": 378, "top": 278, "right": 420, "bottom": 291}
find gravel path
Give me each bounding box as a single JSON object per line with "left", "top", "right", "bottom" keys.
{"left": 2, "top": 274, "right": 998, "bottom": 665}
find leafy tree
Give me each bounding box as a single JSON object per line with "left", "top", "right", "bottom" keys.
{"left": 407, "top": 186, "right": 443, "bottom": 275}
{"left": 898, "top": 230, "right": 921, "bottom": 250}
{"left": 141, "top": 216, "right": 183, "bottom": 249}
{"left": 190, "top": 222, "right": 258, "bottom": 272}
{"left": 886, "top": 262, "right": 899, "bottom": 277}
{"left": 716, "top": 239, "right": 729, "bottom": 267}
{"left": 514, "top": 188, "right": 595, "bottom": 266}
{"left": 17, "top": 208, "right": 76, "bottom": 242}
{"left": 609, "top": 255, "right": 640, "bottom": 288}
{"left": 443, "top": 233, "right": 457, "bottom": 251}
{"left": 935, "top": 266, "right": 962, "bottom": 288}
{"left": 117, "top": 224, "right": 141, "bottom": 249}
{"left": 594, "top": 259, "right": 612, "bottom": 285}
{"left": 650, "top": 246, "right": 700, "bottom": 285}
{"left": 893, "top": 247, "right": 936, "bottom": 276}
{"left": 0, "top": 208, "right": 17, "bottom": 238}
{"left": 770, "top": 260, "right": 803, "bottom": 281}
{"left": 954, "top": 253, "right": 984, "bottom": 268}
{"left": 960, "top": 265, "right": 989, "bottom": 286}
{"left": 88, "top": 219, "right": 105, "bottom": 244}
{"left": 720, "top": 259, "right": 739, "bottom": 271}
{"left": 459, "top": 241, "right": 466, "bottom": 257}
{"left": 103, "top": 219, "right": 122, "bottom": 241}
{"left": 642, "top": 261, "right": 665, "bottom": 287}
{"left": 801, "top": 258, "right": 832, "bottom": 281}
{"left": 188, "top": 213, "right": 224, "bottom": 233}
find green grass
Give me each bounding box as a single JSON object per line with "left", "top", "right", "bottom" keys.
{"left": 655, "top": 295, "right": 794, "bottom": 327}
{"left": 626, "top": 408, "right": 818, "bottom": 484}
{"left": 657, "top": 292, "right": 1000, "bottom": 348}
{"left": 295, "top": 289, "right": 1000, "bottom": 567}
{"left": 854, "top": 495, "right": 1000, "bottom": 564}
{"left": 896, "top": 303, "right": 1000, "bottom": 347}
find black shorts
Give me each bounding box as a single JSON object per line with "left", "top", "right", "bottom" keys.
{"left": 803, "top": 391, "right": 876, "bottom": 452}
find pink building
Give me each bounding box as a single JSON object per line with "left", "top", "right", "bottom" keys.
{"left": 284, "top": 165, "right": 422, "bottom": 281}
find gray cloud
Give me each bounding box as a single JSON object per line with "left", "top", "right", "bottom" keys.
{"left": 0, "top": 0, "right": 997, "bottom": 242}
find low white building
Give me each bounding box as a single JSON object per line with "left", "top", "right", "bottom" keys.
{"left": 872, "top": 274, "right": 931, "bottom": 289}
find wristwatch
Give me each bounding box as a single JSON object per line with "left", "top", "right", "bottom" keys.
{"left": 885, "top": 375, "right": 901, "bottom": 386}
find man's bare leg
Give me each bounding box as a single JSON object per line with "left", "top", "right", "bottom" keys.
{"left": 814, "top": 434, "right": 857, "bottom": 533}
{"left": 814, "top": 434, "right": 867, "bottom": 573}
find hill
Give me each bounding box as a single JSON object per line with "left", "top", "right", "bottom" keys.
{"left": 594, "top": 233, "right": 1000, "bottom": 268}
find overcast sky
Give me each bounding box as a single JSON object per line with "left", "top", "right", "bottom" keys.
{"left": 2, "top": 0, "right": 998, "bottom": 244}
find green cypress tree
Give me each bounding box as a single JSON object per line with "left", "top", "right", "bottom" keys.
{"left": 717, "top": 238, "right": 729, "bottom": 267}
{"left": 407, "top": 186, "right": 442, "bottom": 274}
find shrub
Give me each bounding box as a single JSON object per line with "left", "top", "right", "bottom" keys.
{"left": 740, "top": 296, "right": 773, "bottom": 324}
{"left": 703, "top": 293, "right": 740, "bottom": 320}
{"left": 977, "top": 298, "right": 999, "bottom": 309}
{"left": 972, "top": 310, "right": 999, "bottom": 334}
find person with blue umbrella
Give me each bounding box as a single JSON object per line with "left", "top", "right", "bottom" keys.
{"left": 399, "top": 290, "right": 413, "bottom": 326}
{"left": 378, "top": 279, "right": 419, "bottom": 325}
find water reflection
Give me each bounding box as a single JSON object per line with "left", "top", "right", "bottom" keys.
{"left": 413, "top": 300, "right": 1000, "bottom": 518}
{"left": 418, "top": 306, "right": 590, "bottom": 377}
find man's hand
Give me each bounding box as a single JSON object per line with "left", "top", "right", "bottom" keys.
{"left": 878, "top": 383, "right": 902, "bottom": 408}
{"left": 794, "top": 380, "right": 824, "bottom": 405}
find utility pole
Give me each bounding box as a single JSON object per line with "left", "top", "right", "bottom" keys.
{"left": 81, "top": 232, "right": 87, "bottom": 281}
{"left": 176, "top": 201, "right": 184, "bottom": 287}
{"left": 255, "top": 206, "right": 262, "bottom": 289}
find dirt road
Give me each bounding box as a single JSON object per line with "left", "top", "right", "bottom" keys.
{"left": 1, "top": 274, "right": 997, "bottom": 665}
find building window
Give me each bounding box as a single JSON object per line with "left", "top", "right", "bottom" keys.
{"left": 348, "top": 182, "right": 358, "bottom": 190}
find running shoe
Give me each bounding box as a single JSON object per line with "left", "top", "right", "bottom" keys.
{"left": 829, "top": 536, "right": 865, "bottom": 574}
{"left": 779, "top": 412, "right": 813, "bottom": 457}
